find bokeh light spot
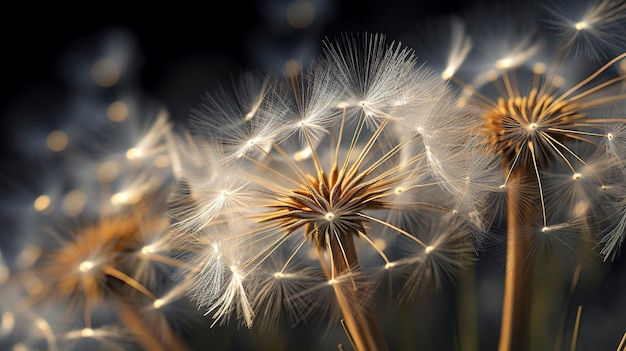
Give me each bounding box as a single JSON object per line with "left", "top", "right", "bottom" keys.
{"left": 34, "top": 195, "right": 52, "bottom": 212}
{"left": 107, "top": 101, "right": 129, "bottom": 122}
{"left": 46, "top": 130, "right": 68, "bottom": 152}
{"left": 286, "top": 0, "right": 315, "bottom": 29}
{"left": 62, "top": 189, "right": 87, "bottom": 217}
{"left": 97, "top": 160, "right": 121, "bottom": 182}
{"left": 92, "top": 58, "right": 120, "bottom": 87}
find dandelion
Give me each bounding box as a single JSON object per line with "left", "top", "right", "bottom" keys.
{"left": 435, "top": 0, "right": 626, "bottom": 349}
{"left": 171, "top": 33, "right": 484, "bottom": 350}
{"left": 0, "top": 109, "right": 196, "bottom": 350}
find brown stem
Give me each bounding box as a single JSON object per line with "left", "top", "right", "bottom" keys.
{"left": 117, "top": 297, "right": 190, "bottom": 351}
{"left": 319, "top": 233, "right": 389, "bottom": 351}
{"left": 498, "top": 173, "right": 534, "bottom": 351}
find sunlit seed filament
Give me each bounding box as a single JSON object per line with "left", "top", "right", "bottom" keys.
{"left": 126, "top": 148, "right": 143, "bottom": 159}
{"left": 153, "top": 299, "right": 165, "bottom": 309}
{"left": 81, "top": 328, "right": 94, "bottom": 338}
{"left": 424, "top": 246, "right": 434, "bottom": 254}
{"left": 496, "top": 58, "right": 513, "bottom": 69}
{"left": 230, "top": 265, "right": 243, "bottom": 281}
{"left": 572, "top": 173, "right": 582, "bottom": 180}
{"left": 35, "top": 318, "right": 51, "bottom": 333}
{"left": 111, "top": 192, "right": 140, "bottom": 205}
{"left": 442, "top": 67, "right": 455, "bottom": 80}
{"left": 294, "top": 146, "right": 312, "bottom": 161}
{"left": 79, "top": 261, "right": 94, "bottom": 272}
{"left": 575, "top": 21, "right": 588, "bottom": 31}
{"left": 141, "top": 245, "right": 154, "bottom": 255}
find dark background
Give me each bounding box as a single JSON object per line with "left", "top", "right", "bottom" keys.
{"left": 0, "top": 0, "right": 467, "bottom": 131}
{"left": 1, "top": 1, "right": 625, "bottom": 350}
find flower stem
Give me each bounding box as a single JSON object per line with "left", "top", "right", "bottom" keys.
{"left": 118, "top": 297, "right": 190, "bottom": 351}
{"left": 319, "top": 233, "right": 389, "bottom": 351}
{"left": 498, "top": 172, "right": 534, "bottom": 351}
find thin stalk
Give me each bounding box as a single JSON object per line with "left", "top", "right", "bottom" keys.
{"left": 319, "top": 233, "right": 389, "bottom": 351}
{"left": 117, "top": 297, "right": 190, "bottom": 351}
{"left": 498, "top": 171, "right": 535, "bottom": 351}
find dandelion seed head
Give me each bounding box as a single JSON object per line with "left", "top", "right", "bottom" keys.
{"left": 572, "top": 173, "right": 582, "bottom": 180}
{"left": 424, "top": 245, "right": 435, "bottom": 254}
{"left": 175, "top": 33, "right": 481, "bottom": 328}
